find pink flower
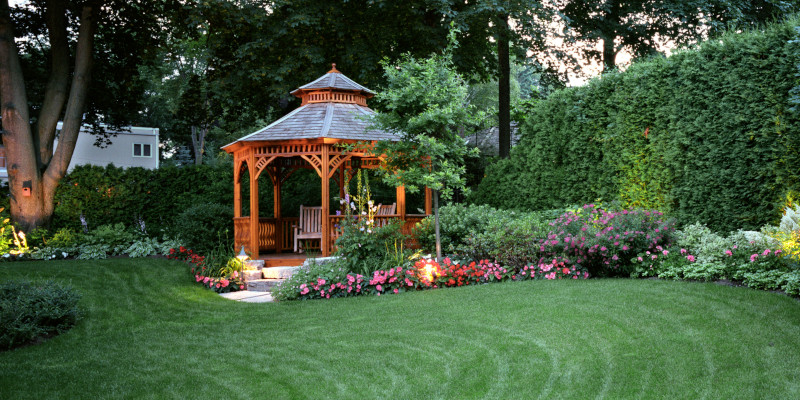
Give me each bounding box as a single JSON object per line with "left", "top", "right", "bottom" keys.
{"left": 750, "top": 254, "right": 758, "bottom": 262}
{"left": 687, "top": 255, "right": 695, "bottom": 262}
{"left": 376, "top": 285, "right": 383, "bottom": 292}
{"left": 725, "top": 250, "right": 733, "bottom": 256}
{"left": 393, "top": 289, "right": 399, "bottom": 294}
{"left": 637, "top": 256, "right": 643, "bottom": 262}
{"left": 680, "top": 248, "right": 687, "bottom": 255}
{"left": 317, "top": 278, "right": 326, "bottom": 286}
{"left": 622, "top": 245, "right": 629, "bottom": 251}
{"left": 662, "top": 250, "right": 669, "bottom": 256}
{"left": 221, "top": 279, "right": 229, "bottom": 287}
{"left": 762, "top": 249, "right": 771, "bottom": 256}
{"left": 239, "top": 285, "right": 244, "bottom": 289}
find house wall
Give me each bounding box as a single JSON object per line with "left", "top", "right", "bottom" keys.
{"left": 56, "top": 123, "right": 160, "bottom": 171}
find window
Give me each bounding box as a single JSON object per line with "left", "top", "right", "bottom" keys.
{"left": 133, "top": 143, "right": 152, "bottom": 158}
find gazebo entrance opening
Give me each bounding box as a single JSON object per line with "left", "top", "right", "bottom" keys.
{"left": 223, "top": 65, "right": 431, "bottom": 262}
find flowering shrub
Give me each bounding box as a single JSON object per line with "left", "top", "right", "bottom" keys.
{"left": 518, "top": 256, "right": 590, "bottom": 280}
{"left": 168, "top": 246, "right": 245, "bottom": 294}
{"left": 539, "top": 204, "right": 676, "bottom": 277}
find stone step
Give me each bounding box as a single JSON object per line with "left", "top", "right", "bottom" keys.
{"left": 262, "top": 266, "right": 300, "bottom": 279}
{"left": 246, "top": 279, "right": 282, "bottom": 292}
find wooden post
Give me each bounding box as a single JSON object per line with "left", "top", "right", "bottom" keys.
{"left": 338, "top": 165, "right": 346, "bottom": 201}
{"left": 273, "top": 168, "right": 282, "bottom": 253}
{"left": 396, "top": 185, "right": 406, "bottom": 218}
{"left": 233, "top": 160, "right": 241, "bottom": 219}
{"left": 321, "top": 145, "right": 331, "bottom": 256}
{"left": 233, "top": 159, "right": 242, "bottom": 251}
{"left": 249, "top": 152, "right": 260, "bottom": 260}
{"left": 424, "top": 186, "right": 432, "bottom": 215}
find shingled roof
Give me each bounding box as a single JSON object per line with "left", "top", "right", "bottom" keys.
{"left": 225, "top": 65, "right": 398, "bottom": 146}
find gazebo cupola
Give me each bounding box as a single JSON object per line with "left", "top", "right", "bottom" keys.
{"left": 292, "top": 64, "right": 372, "bottom": 107}
{"left": 223, "top": 64, "right": 431, "bottom": 261}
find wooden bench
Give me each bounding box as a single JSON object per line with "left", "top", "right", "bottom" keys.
{"left": 293, "top": 205, "right": 322, "bottom": 253}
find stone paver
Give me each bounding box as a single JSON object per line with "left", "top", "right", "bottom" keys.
{"left": 219, "top": 291, "right": 274, "bottom": 303}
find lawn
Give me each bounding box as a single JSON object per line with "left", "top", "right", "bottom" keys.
{"left": 1, "top": 258, "right": 799, "bottom": 399}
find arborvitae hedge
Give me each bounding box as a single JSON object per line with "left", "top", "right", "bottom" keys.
{"left": 473, "top": 18, "right": 800, "bottom": 232}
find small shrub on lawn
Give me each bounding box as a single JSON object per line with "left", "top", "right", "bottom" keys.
{"left": 84, "top": 223, "right": 138, "bottom": 255}
{"left": 0, "top": 280, "right": 81, "bottom": 350}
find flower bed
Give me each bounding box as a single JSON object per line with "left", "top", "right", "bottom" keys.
{"left": 168, "top": 246, "right": 245, "bottom": 293}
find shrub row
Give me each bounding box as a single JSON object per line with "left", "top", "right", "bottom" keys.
{"left": 473, "top": 18, "right": 800, "bottom": 232}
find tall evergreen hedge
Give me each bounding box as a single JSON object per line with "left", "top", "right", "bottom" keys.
{"left": 473, "top": 18, "right": 800, "bottom": 232}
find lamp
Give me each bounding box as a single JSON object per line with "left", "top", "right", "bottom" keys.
{"left": 236, "top": 246, "right": 249, "bottom": 262}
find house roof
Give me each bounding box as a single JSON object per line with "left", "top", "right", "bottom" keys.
{"left": 223, "top": 65, "right": 398, "bottom": 149}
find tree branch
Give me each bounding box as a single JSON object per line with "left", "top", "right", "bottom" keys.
{"left": 44, "top": 3, "right": 96, "bottom": 193}
{"left": 36, "top": 0, "right": 70, "bottom": 168}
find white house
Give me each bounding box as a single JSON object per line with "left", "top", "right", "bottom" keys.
{"left": 55, "top": 122, "right": 160, "bottom": 171}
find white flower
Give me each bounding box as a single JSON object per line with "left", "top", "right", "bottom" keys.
{"left": 3, "top": 253, "right": 9, "bottom": 258}
{"left": 18, "top": 231, "right": 25, "bottom": 239}
{"left": 62, "top": 252, "right": 68, "bottom": 258}
{"left": 368, "top": 200, "right": 374, "bottom": 206}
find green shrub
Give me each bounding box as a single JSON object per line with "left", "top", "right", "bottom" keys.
{"left": 84, "top": 223, "right": 137, "bottom": 255}
{"left": 273, "top": 259, "right": 352, "bottom": 301}
{"left": 335, "top": 219, "right": 409, "bottom": 276}
{"left": 173, "top": 203, "right": 233, "bottom": 255}
{"left": 457, "top": 212, "right": 547, "bottom": 268}
{"left": 0, "top": 280, "right": 81, "bottom": 350}
{"left": 413, "top": 204, "right": 518, "bottom": 254}
{"left": 77, "top": 244, "right": 110, "bottom": 260}
{"left": 47, "top": 228, "right": 81, "bottom": 249}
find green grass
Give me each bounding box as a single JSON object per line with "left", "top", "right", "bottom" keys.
{"left": 2, "top": 258, "right": 800, "bottom": 399}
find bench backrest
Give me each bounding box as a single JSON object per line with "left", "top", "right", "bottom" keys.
{"left": 299, "top": 205, "right": 323, "bottom": 233}
{"left": 376, "top": 203, "right": 396, "bottom": 215}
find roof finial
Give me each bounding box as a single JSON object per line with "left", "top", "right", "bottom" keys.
{"left": 328, "top": 63, "right": 339, "bottom": 73}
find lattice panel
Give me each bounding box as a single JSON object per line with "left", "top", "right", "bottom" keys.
{"left": 302, "top": 90, "right": 367, "bottom": 106}
{"left": 300, "top": 154, "right": 323, "bottom": 177}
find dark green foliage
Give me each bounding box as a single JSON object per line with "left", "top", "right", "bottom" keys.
{"left": 474, "top": 18, "right": 800, "bottom": 232}
{"left": 0, "top": 280, "right": 81, "bottom": 350}
{"left": 173, "top": 203, "right": 233, "bottom": 255}
{"left": 334, "top": 219, "right": 410, "bottom": 276}
{"left": 413, "top": 204, "right": 514, "bottom": 253}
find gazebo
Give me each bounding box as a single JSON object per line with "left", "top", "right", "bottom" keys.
{"left": 222, "top": 65, "right": 431, "bottom": 264}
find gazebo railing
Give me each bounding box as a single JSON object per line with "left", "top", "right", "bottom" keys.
{"left": 234, "top": 217, "right": 299, "bottom": 252}
{"left": 235, "top": 214, "right": 428, "bottom": 254}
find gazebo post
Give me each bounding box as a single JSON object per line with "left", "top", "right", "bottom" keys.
{"left": 273, "top": 168, "right": 282, "bottom": 253}
{"left": 233, "top": 161, "right": 241, "bottom": 219}
{"left": 249, "top": 152, "right": 260, "bottom": 260}
{"left": 425, "top": 187, "right": 432, "bottom": 215}
{"left": 396, "top": 185, "right": 406, "bottom": 218}
{"left": 321, "top": 144, "right": 331, "bottom": 256}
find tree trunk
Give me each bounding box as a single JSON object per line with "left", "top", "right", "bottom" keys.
{"left": 433, "top": 188, "right": 441, "bottom": 263}
{"left": 0, "top": 1, "right": 96, "bottom": 232}
{"left": 190, "top": 125, "right": 206, "bottom": 165}
{"left": 602, "top": 35, "right": 617, "bottom": 73}
{"left": 497, "top": 13, "right": 511, "bottom": 159}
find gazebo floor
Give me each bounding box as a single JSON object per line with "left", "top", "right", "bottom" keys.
{"left": 257, "top": 252, "right": 308, "bottom": 268}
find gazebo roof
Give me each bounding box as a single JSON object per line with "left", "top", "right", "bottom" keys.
{"left": 223, "top": 65, "right": 398, "bottom": 150}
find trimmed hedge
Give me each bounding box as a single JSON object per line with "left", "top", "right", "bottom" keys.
{"left": 473, "top": 18, "right": 800, "bottom": 232}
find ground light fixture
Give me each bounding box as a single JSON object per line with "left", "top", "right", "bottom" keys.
{"left": 236, "top": 246, "right": 248, "bottom": 288}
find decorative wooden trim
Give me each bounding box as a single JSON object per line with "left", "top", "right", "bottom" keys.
{"left": 327, "top": 154, "right": 351, "bottom": 179}
{"left": 301, "top": 90, "right": 368, "bottom": 106}
{"left": 300, "top": 154, "right": 323, "bottom": 177}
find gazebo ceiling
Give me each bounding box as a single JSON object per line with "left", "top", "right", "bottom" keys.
{"left": 223, "top": 64, "right": 399, "bottom": 151}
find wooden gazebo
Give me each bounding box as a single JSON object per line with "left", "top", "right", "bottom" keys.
{"left": 222, "top": 65, "right": 431, "bottom": 262}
